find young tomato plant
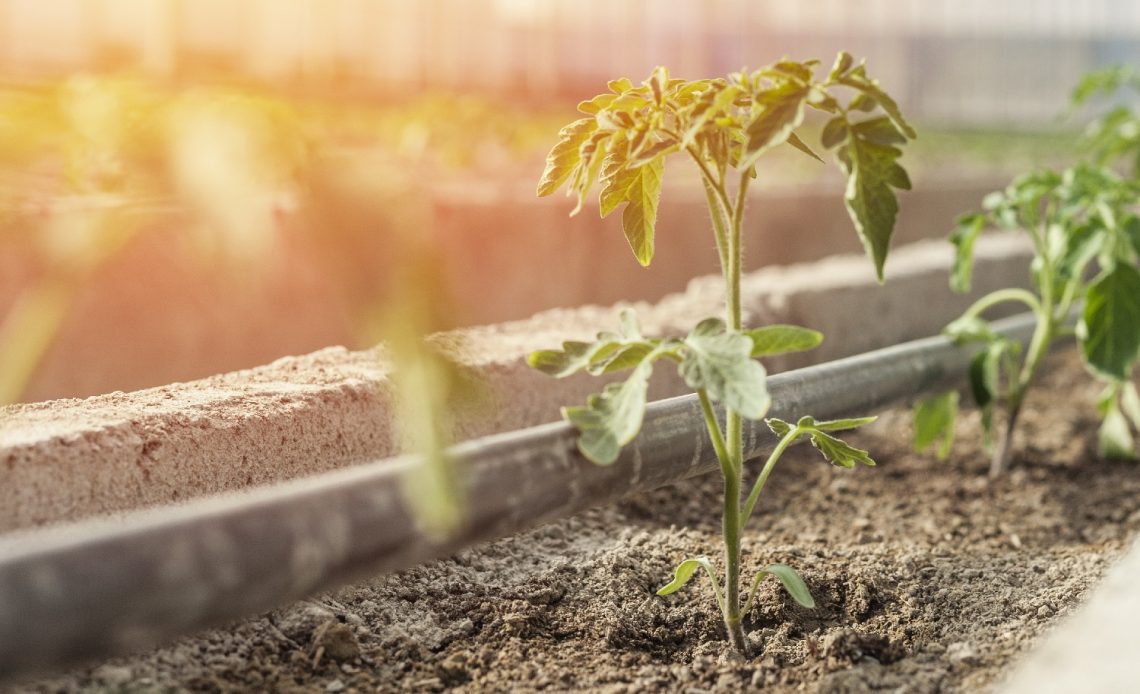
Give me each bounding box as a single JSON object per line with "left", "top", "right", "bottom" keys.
{"left": 915, "top": 164, "right": 1140, "bottom": 475}
{"left": 528, "top": 54, "right": 914, "bottom": 655}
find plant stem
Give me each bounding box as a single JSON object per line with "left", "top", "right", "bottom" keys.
{"left": 721, "top": 464, "right": 748, "bottom": 654}
{"left": 961, "top": 287, "right": 1042, "bottom": 320}
{"left": 740, "top": 427, "right": 800, "bottom": 526}
{"left": 990, "top": 271, "right": 1055, "bottom": 477}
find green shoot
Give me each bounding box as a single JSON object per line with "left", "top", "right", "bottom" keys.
{"left": 530, "top": 54, "right": 913, "bottom": 655}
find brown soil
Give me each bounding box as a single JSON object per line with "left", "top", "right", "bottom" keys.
{"left": 9, "top": 348, "right": 1140, "bottom": 693}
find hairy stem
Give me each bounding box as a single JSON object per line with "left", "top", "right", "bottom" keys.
{"left": 721, "top": 463, "right": 748, "bottom": 654}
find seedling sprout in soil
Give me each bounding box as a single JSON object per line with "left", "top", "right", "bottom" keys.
{"left": 528, "top": 53, "right": 914, "bottom": 655}
{"left": 916, "top": 69, "right": 1140, "bottom": 476}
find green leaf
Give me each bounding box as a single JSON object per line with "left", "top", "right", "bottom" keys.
{"left": 806, "top": 429, "right": 876, "bottom": 468}
{"left": 740, "top": 81, "right": 810, "bottom": 169}
{"left": 950, "top": 213, "right": 986, "bottom": 293}
{"left": 680, "top": 319, "right": 771, "bottom": 419}
{"left": 745, "top": 324, "right": 823, "bottom": 357}
{"left": 1099, "top": 401, "right": 1137, "bottom": 460}
{"left": 801, "top": 415, "right": 878, "bottom": 432}
{"left": 850, "top": 116, "right": 906, "bottom": 146}
{"left": 1080, "top": 263, "right": 1140, "bottom": 381}
{"left": 657, "top": 556, "right": 717, "bottom": 596}
{"left": 785, "top": 131, "right": 824, "bottom": 163}
{"left": 838, "top": 69, "right": 917, "bottom": 139}
{"left": 766, "top": 417, "right": 794, "bottom": 439}
{"left": 913, "top": 390, "right": 959, "bottom": 459}
{"left": 528, "top": 340, "right": 607, "bottom": 378}
{"left": 754, "top": 563, "right": 815, "bottom": 609}
{"left": 821, "top": 117, "right": 847, "bottom": 149}
{"left": 839, "top": 134, "right": 910, "bottom": 282}
{"left": 599, "top": 143, "right": 666, "bottom": 266}
{"left": 827, "top": 51, "right": 854, "bottom": 82}
{"left": 537, "top": 118, "right": 598, "bottom": 197}
{"left": 681, "top": 82, "right": 740, "bottom": 147}
{"left": 562, "top": 344, "right": 673, "bottom": 465}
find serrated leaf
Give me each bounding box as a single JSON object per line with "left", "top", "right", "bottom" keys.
{"left": 821, "top": 117, "right": 847, "bottom": 149}
{"left": 1080, "top": 263, "right": 1140, "bottom": 381}
{"left": 806, "top": 429, "right": 876, "bottom": 468}
{"left": 851, "top": 116, "right": 906, "bottom": 145}
{"left": 745, "top": 324, "right": 823, "bottom": 357}
{"left": 528, "top": 340, "right": 606, "bottom": 378}
{"left": 755, "top": 563, "right": 815, "bottom": 608}
{"left": 621, "top": 156, "right": 665, "bottom": 266}
{"left": 537, "top": 118, "right": 597, "bottom": 197}
{"left": 680, "top": 321, "right": 770, "bottom": 419}
{"left": 827, "top": 51, "right": 854, "bottom": 81}
{"left": 785, "top": 131, "right": 824, "bottom": 162}
{"left": 838, "top": 72, "right": 917, "bottom": 139}
{"left": 740, "top": 81, "right": 810, "bottom": 169}
{"left": 657, "top": 556, "right": 717, "bottom": 597}
{"left": 840, "top": 134, "right": 909, "bottom": 282}
{"left": 848, "top": 92, "right": 878, "bottom": 112}
{"left": 563, "top": 347, "right": 668, "bottom": 465}
{"left": 913, "top": 390, "right": 959, "bottom": 459}
{"left": 766, "top": 417, "right": 794, "bottom": 439}
{"left": 681, "top": 83, "right": 741, "bottom": 147}
{"left": 1099, "top": 402, "right": 1137, "bottom": 460}
{"left": 950, "top": 214, "right": 987, "bottom": 293}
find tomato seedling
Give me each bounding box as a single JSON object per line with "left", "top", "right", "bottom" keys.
{"left": 916, "top": 69, "right": 1140, "bottom": 475}
{"left": 529, "top": 54, "right": 914, "bottom": 655}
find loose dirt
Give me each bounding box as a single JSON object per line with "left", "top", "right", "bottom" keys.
{"left": 8, "top": 348, "right": 1139, "bottom": 693}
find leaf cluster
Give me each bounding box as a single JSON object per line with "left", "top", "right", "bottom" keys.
{"left": 919, "top": 161, "right": 1140, "bottom": 460}
{"left": 1070, "top": 66, "right": 1140, "bottom": 176}
{"left": 535, "top": 54, "right": 915, "bottom": 279}
{"left": 528, "top": 310, "right": 821, "bottom": 464}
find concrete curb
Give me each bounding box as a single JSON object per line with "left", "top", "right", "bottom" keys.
{"left": 1001, "top": 536, "right": 1140, "bottom": 692}
{"left": 0, "top": 235, "right": 1032, "bottom": 533}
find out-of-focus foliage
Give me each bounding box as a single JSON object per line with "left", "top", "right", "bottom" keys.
{"left": 1070, "top": 66, "right": 1140, "bottom": 175}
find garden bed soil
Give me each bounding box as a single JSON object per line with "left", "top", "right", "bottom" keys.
{"left": 9, "top": 347, "right": 1139, "bottom": 693}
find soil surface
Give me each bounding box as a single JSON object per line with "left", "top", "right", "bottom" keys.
{"left": 8, "top": 348, "right": 1140, "bottom": 693}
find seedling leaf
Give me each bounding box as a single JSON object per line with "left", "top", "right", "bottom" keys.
{"left": 838, "top": 70, "right": 917, "bottom": 139}
{"left": 806, "top": 416, "right": 878, "bottom": 432}
{"left": 745, "top": 324, "right": 823, "bottom": 357}
{"left": 913, "top": 390, "right": 959, "bottom": 459}
{"left": 766, "top": 417, "right": 794, "bottom": 439}
{"left": 740, "top": 81, "right": 810, "bottom": 170}
{"left": 563, "top": 345, "right": 673, "bottom": 465}
{"left": 1080, "top": 263, "right": 1140, "bottom": 381}
{"left": 681, "top": 320, "right": 771, "bottom": 419}
{"left": 751, "top": 563, "right": 816, "bottom": 609}
{"left": 785, "top": 131, "right": 824, "bottom": 163}
{"left": 656, "top": 553, "right": 715, "bottom": 597}
{"left": 839, "top": 132, "right": 910, "bottom": 282}
{"left": 821, "top": 117, "right": 848, "bottom": 149}
{"left": 600, "top": 147, "right": 665, "bottom": 266}
{"left": 950, "top": 214, "right": 986, "bottom": 293}
{"left": 806, "top": 429, "right": 876, "bottom": 468}
{"left": 537, "top": 118, "right": 598, "bottom": 197}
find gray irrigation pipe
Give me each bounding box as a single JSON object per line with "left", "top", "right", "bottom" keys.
{"left": 0, "top": 312, "right": 1043, "bottom": 681}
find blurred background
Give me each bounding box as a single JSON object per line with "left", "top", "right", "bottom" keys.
{"left": 2, "top": 0, "right": 1139, "bottom": 403}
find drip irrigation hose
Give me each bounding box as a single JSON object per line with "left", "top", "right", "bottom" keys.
{"left": 0, "top": 312, "right": 1044, "bottom": 680}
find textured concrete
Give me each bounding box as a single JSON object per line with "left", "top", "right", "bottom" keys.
{"left": 0, "top": 235, "right": 1032, "bottom": 533}
{"left": 1001, "top": 536, "right": 1140, "bottom": 693}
